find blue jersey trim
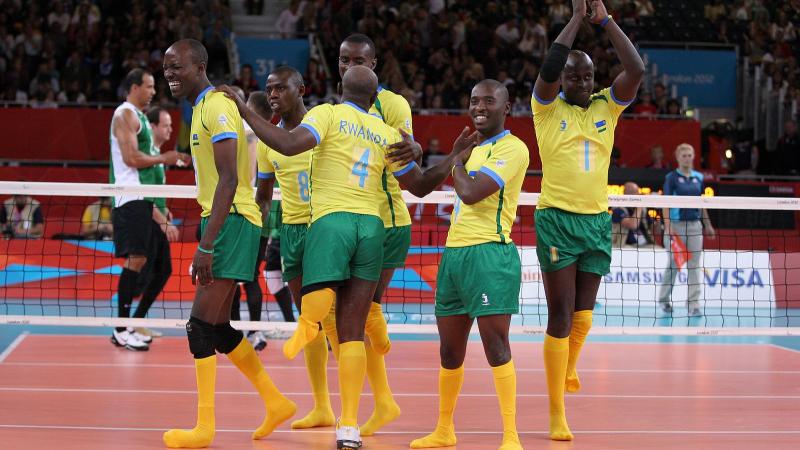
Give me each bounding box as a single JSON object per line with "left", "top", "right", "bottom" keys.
{"left": 610, "top": 85, "right": 635, "bottom": 106}
{"left": 298, "top": 123, "right": 321, "bottom": 145}
{"left": 257, "top": 172, "right": 275, "bottom": 179}
{"left": 343, "top": 101, "right": 368, "bottom": 114}
{"left": 532, "top": 90, "right": 556, "bottom": 105}
{"left": 194, "top": 85, "right": 214, "bottom": 106}
{"left": 211, "top": 132, "right": 237, "bottom": 143}
{"left": 478, "top": 130, "right": 510, "bottom": 147}
{"left": 479, "top": 166, "right": 505, "bottom": 189}
{"left": 393, "top": 161, "right": 417, "bottom": 177}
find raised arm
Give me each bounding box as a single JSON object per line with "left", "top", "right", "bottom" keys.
{"left": 588, "top": 0, "right": 645, "bottom": 101}
{"left": 533, "top": 0, "right": 586, "bottom": 103}
{"left": 216, "top": 85, "right": 316, "bottom": 156}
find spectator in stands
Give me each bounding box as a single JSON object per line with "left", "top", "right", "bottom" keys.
{"left": 81, "top": 197, "right": 114, "bottom": 240}
{"left": 495, "top": 17, "right": 521, "bottom": 47}
{"left": 659, "top": 144, "right": 715, "bottom": 317}
{"left": 664, "top": 98, "right": 682, "bottom": 116}
{"left": 276, "top": 0, "right": 304, "bottom": 39}
{"left": 234, "top": 64, "right": 260, "bottom": 99}
{"left": 653, "top": 82, "right": 668, "bottom": 112}
{"left": 633, "top": 91, "right": 658, "bottom": 116}
{"left": 422, "top": 137, "right": 446, "bottom": 168}
{"left": 611, "top": 182, "right": 654, "bottom": 247}
{"left": 646, "top": 145, "right": 671, "bottom": 169}
{"left": 776, "top": 119, "right": 800, "bottom": 175}
{"left": 57, "top": 79, "right": 87, "bottom": 104}
{"left": 1, "top": 195, "right": 44, "bottom": 239}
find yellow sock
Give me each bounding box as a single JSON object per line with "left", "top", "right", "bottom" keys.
{"left": 163, "top": 355, "right": 216, "bottom": 448}
{"left": 338, "top": 341, "right": 367, "bottom": 427}
{"left": 492, "top": 360, "right": 521, "bottom": 450}
{"left": 360, "top": 341, "right": 400, "bottom": 436}
{"left": 544, "top": 334, "right": 572, "bottom": 441}
{"left": 364, "top": 302, "right": 391, "bottom": 354}
{"left": 292, "top": 331, "right": 335, "bottom": 429}
{"left": 283, "top": 288, "right": 334, "bottom": 360}
{"left": 321, "top": 309, "right": 340, "bottom": 360}
{"left": 409, "top": 366, "right": 462, "bottom": 449}
{"left": 227, "top": 338, "right": 297, "bottom": 439}
{"left": 566, "top": 310, "right": 592, "bottom": 393}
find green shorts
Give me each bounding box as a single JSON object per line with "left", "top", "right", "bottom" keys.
{"left": 382, "top": 225, "right": 412, "bottom": 269}
{"left": 280, "top": 223, "right": 307, "bottom": 282}
{"left": 200, "top": 214, "right": 261, "bottom": 281}
{"left": 302, "top": 212, "right": 385, "bottom": 287}
{"left": 435, "top": 242, "right": 521, "bottom": 318}
{"left": 534, "top": 207, "right": 612, "bottom": 275}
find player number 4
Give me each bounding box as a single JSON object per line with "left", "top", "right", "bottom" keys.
{"left": 351, "top": 147, "right": 370, "bottom": 188}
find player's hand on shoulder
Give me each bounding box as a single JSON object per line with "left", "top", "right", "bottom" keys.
{"left": 214, "top": 85, "right": 245, "bottom": 110}
{"left": 387, "top": 129, "right": 422, "bottom": 166}
{"left": 587, "top": 0, "right": 608, "bottom": 23}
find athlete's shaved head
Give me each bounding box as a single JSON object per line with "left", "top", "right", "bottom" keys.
{"left": 171, "top": 39, "right": 208, "bottom": 66}
{"left": 341, "top": 65, "right": 378, "bottom": 108}
{"left": 271, "top": 65, "right": 304, "bottom": 88}
{"left": 473, "top": 79, "right": 509, "bottom": 103}
{"left": 164, "top": 39, "right": 210, "bottom": 101}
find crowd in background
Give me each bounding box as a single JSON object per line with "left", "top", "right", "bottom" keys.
{"left": 0, "top": 0, "right": 232, "bottom": 107}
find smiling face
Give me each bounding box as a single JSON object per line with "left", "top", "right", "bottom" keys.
{"left": 561, "top": 51, "right": 595, "bottom": 107}
{"left": 469, "top": 81, "right": 510, "bottom": 136}
{"left": 163, "top": 43, "right": 205, "bottom": 100}
{"left": 130, "top": 73, "right": 155, "bottom": 108}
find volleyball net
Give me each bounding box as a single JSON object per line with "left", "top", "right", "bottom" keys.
{"left": 0, "top": 181, "right": 798, "bottom": 336}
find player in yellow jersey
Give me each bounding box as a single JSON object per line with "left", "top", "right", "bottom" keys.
{"left": 337, "top": 32, "right": 421, "bottom": 436}
{"left": 531, "top": 0, "right": 644, "bottom": 441}
{"left": 251, "top": 65, "right": 338, "bottom": 430}
{"left": 160, "top": 39, "right": 296, "bottom": 449}
{"left": 410, "top": 80, "right": 528, "bottom": 450}
{"left": 219, "top": 65, "right": 460, "bottom": 450}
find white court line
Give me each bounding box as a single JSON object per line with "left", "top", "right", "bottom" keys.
{"left": 2, "top": 361, "right": 799, "bottom": 374}
{"left": 0, "top": 424, "right": 799, "bottom": 434}
{"left": 0, "top": 332, "right": 28, "bottom": 363}
{"left": 1, "top": 387, "right": 798, "bottom": 400}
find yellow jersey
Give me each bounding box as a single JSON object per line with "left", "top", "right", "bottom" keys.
{"left": 190, "top": 87, "right": 261, "bottom": 227}
{"left": 299, "top": 101, "right": 413, "bottom": 223}
{"left": 446, "top": 131, "right": 529, "bottom": 248}
{"left": 369, "top": 87, "right": 413, "bottom": 228}
{"left": 256, "top": 123, "right": 312, "bottom": 225}
{"left": 532, "top": 87, "right": 631, "bottom": 214}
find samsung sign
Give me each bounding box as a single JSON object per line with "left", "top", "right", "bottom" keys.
{"left": 642, "top": 48, "right": 737, "bottom": 109}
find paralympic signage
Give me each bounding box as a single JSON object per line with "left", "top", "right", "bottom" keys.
{"left": 641, "top": 48, "right": 737, "bottom": 109}
{"left": 235, "top": 38, "right": 310, "bottom": 88}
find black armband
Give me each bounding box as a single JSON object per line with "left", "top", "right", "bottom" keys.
{"left": 540, "top": 43, "right": 571, "bottom": 83}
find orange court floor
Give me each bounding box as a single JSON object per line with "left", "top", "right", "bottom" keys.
{"left": 0, "top": 331, "right": 799, "bottom": 450}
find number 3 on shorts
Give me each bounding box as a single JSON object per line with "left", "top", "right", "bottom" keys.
{"left": 351, "top": 147, "right": 370, "bottom": 188}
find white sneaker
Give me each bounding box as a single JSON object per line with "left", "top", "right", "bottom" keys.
{"left": 336, "top": 421, "right": 362, "bottom": 449}
{"left": 111, "top": 328, "right": 150, "bottom": 351}
{"left": 248, "top": 331, "right": 268, "bottom": 351}
{"left": 131, "top": 329, "right": 153, "bottom": 344}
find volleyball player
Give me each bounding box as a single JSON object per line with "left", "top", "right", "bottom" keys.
{"left": 531, "top": 0, "right": 644, "bottom": 440}
{"left": 410, "top": 80, "right": 528, "bottom": 450}
{"left": 161, "top": 39, "right": 296, "bottom": 448}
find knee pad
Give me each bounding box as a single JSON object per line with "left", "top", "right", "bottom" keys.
{"left": 186, "top": 316, "right": 215, "bottom": 359}
{"left": 212, "top": 322, "right": 244, "bottom": 354}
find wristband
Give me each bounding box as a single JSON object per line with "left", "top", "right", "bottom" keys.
{"left": 197, "top": 246, "right": 213, "bottom": 254}
{"left": 600, "top": 15, "right": 612, "bottom": 27}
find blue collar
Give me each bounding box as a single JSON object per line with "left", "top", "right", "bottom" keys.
{"left": 343, "top": 101, "right": 368, "bottom": 114}
{"left": 377, "top": 86, "right": 384, "bottom": 93}
{"left": 478, "top": 130, "right": 510, "bottom": 146}
{"left": 194, "top": 85, "right": 214, "bottom": 106}
{"left": 277, "top": 119, "right": 284, "bottom": 129}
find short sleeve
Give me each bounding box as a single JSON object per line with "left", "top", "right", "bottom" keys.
{"left": 256, "top": 142, "right": 275, "bottom": 179}
{"left": 663, "top": 172, "right": 674, "bottom": 195}
{"left": 479, "top": 139, "right": 529, "bottom": 189}
{"left": 384, "top": 94, "right": 414, "bottom": 138}
{"left": 384, "top": 129, "right": 413, "bottom": 175}
{"left": 605, "top": 86, "right": 635, "bottom": 119}
{"left": 205, "top": 94, "right": 240, "bottom": 143}
{"left": 299, "top": 104, "right": 333, "bottom": 145}
{"left": 531, "top": 89, "right": 557, "bottom": 117}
